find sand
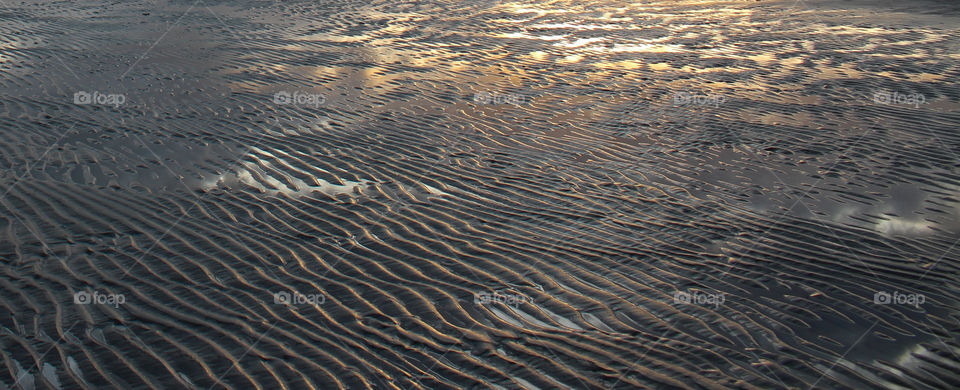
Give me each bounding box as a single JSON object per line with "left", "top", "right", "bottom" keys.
{"left": 1, "top": 0, "right": 959, "bottom": 388}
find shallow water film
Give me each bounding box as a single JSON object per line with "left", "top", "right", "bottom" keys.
{"left": 1, "top": 0, "right": 960, "bottom": 389}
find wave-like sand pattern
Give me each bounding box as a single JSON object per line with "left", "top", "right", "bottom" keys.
{"left": 1, "top": 0, "right": 960, "bottom": 388}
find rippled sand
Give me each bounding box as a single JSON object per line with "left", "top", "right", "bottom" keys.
{"left": 2, "top": 0, "right": 960, "bottom": 388}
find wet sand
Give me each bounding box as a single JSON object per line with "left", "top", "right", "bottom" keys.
{"left": 1, "top": 0, "right": 959, "bottom": 388}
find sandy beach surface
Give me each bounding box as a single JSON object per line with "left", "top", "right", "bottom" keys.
{"left": 1, "top": 0, "right": 959, "bottom": 388}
